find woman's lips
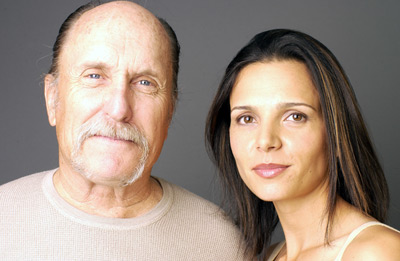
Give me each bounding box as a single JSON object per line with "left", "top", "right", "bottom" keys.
{"left": 252, "top": 163, "right": 289, "bottom": 178}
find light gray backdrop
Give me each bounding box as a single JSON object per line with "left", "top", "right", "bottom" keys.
{"left": 1, "top": 0, "right": 399, "bottom": 239}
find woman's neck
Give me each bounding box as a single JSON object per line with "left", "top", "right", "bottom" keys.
{"left": 274, "top": 191, "right": 373, "bottom": 260}
{"left": 274, "top": 184, "right": 330, "bottom": 258}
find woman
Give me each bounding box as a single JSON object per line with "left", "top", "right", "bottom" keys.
{"left": 205, "top": 29, "right": 400, "bottom": 260}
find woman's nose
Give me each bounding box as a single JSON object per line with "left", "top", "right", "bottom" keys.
{"left": 256, "top": 123, "right": 282, "bottom": 152}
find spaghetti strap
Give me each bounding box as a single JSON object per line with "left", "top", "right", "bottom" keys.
{"left": 266, "top": 241, "right": 285, "bottom": 261}
{"left": 334, "top": 221, "right": 400, "bottom": 261}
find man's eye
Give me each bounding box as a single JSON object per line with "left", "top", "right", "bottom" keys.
{"left": 88, "top": 74, "right": 101, "bottom": 79}
{"left": 138, "top": 80, "right": 151, "bottom": 86}
{"left": 134, "top": 79, "right": 157, "bottom": 94}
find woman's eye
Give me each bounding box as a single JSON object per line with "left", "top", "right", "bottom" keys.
{"left": 287, "top": 113, "right": 306, "bottom": 122}
{"left": 238, "top": 115, "right": 255, "bottom": 124}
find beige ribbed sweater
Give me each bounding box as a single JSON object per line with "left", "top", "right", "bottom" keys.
{"left": 0, "top": 169, "right": 245, "bottom": 260}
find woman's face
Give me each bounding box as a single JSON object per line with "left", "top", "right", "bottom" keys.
{"left": 229, "top": 60, "right": 329, "bottom": 202}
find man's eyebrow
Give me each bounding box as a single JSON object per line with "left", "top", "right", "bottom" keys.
{"left": 78, "top": 62, "right": 110, "bottom": 70}
{"left": 77, "top": 63, "right": 160, "bottom": 78}
{"left": 230, "top": 103, "right": 317, "bottom": 113}
{"left": 136, "top": 69, "right": 160, "bottom": 78}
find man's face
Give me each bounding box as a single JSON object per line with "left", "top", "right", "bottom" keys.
{"left": 45, "top": 4, "right": 173, "bottom": 186}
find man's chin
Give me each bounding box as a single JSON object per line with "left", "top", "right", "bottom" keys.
{"left": 82, "top": 169, "right": 142, "bottom": 187}
{"left": 71, "top": 161, "right": 143, "bottom": 187}
{"left": 70, "top": 150, "right": 147, "bottom": 187}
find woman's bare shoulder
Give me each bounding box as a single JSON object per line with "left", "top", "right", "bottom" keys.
{"left": 342, "top": 224, "right": 400, "bottom": 260}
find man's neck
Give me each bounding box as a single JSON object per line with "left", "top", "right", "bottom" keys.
{"left": 53, "top": 169, "right": 163, "bottom": 218}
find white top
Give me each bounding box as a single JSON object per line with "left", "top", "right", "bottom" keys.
{"left": 267, "top": 221, "right": 400, "bottom": 261}
{"left": 334, "top": 221, "right": 399, "bottom": 261}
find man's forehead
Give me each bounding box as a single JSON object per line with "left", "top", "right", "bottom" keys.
{"left": 60, "top": 2, "right": 170, "bottom": 64}
{"left": 71, "top": 1, "right": 165, "bottom": 40}
{"left": 55, "top": 1, "right": 172, "bottom": 85}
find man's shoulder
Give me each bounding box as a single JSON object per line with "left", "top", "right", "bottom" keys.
{"left": 0, "top": 169, "right": 52, "bottom": 198}
{"left": 159, "top": 178, "right": 237, "bottom": 227}
{"left": 163, "top": 179, "right": 222, "bottom": 211}
{"left": 157, "top": 179, "right": 246, "bottom": 260}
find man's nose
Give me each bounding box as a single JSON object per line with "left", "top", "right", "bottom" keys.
{"left": 103, "top": 79, "right": 133, "bottom": 122}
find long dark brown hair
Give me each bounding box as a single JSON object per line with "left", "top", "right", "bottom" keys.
{"left": 205, "top": 29, "right": 389, "bottom": 260}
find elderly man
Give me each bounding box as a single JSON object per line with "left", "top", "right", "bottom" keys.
{"left": 0, "top": 1, "right": 245, "bottom": 260}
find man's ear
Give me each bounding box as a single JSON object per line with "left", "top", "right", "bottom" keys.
{"left": 44, "top": 74, "right": 58, "bottom": 126}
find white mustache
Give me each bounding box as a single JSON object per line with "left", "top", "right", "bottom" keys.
{"left": 75, "top": 115, "right": 148, "bottom": 153}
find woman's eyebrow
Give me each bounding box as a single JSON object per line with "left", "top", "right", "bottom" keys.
{"left": 230, "top": 105, "right": 253, "bottom": 113}
{"left": 231, "top": 103, "right": 316, "bottom": 113}
{"left": 278, "top": 102, "right": 317, "bottom": 111}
